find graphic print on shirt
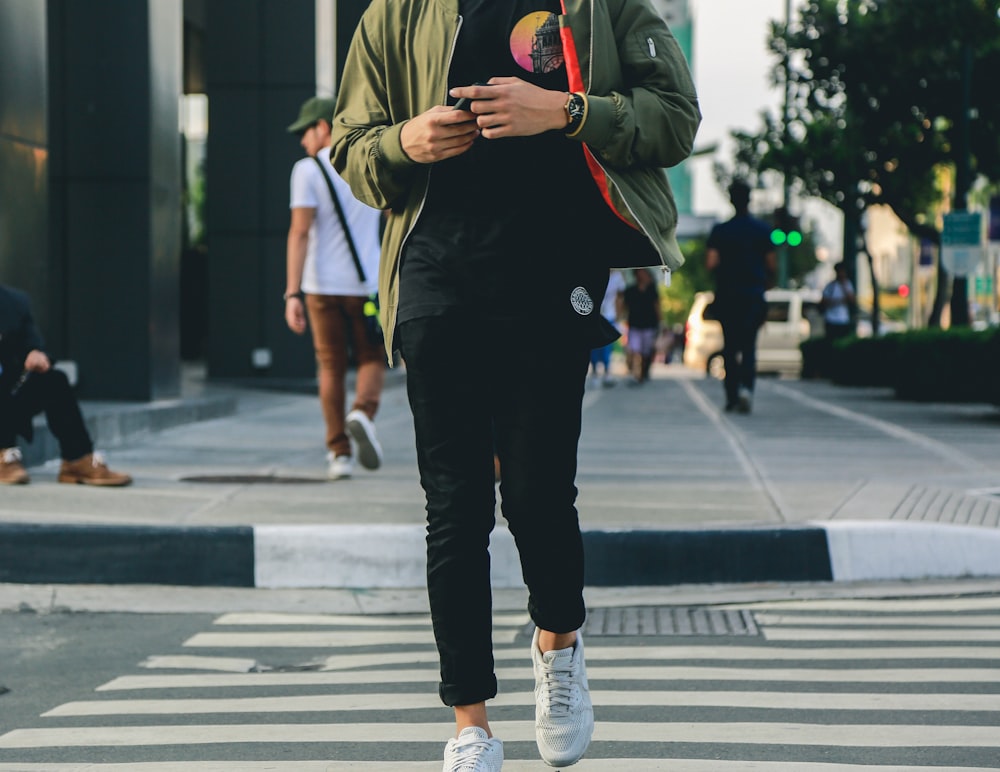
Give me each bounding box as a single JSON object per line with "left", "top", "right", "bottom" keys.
{"left": 510, "top": 12, "right": 564, "bottom": 73}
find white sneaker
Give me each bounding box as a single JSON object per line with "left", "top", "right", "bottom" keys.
{"left": 346, "top": 409, "right": 383, "bottom": 470}
{"left": 327, "top": 453, "right": 354, "bottom": 480}
{"left": 442, "top": 726, "right": 503, "bottom": 772}
{"left": 532, "top": 628, "right": 593, "bottom": 767}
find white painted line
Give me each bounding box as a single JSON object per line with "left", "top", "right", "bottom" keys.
{"left": 762, "top": 627, "right": 1000, "bottom": 642}
{"left": 2, "top": 763, "right": 997, "bottom": 772}
{"left": 307, "top": 644, "right": 1000, "bottom": 673}
{"left": 723, "top": 597, "right": 1000, "bottom": 612}
{"left": 769, "top": 382, "right": 987, "bottom": 470}
{"left": 140, "top": 656, "right": 258, "bottom": 673}
{"left": 823, "top": 521, "right": 1000, "bottom": 582}
{"left": 253, "top": 525, "right": 525, "bottom": 589}
{"left": 3, "top": 721, "right": 1000, "bottom": 748}
{"left": 756, "top": 613, "right": 1000, "bottom": 627}
{"left": 97, "top": 666, "right": 1000, "bottom": 692}
{"left": 678, "top": 379, "right": 787, "bottom": 521}
{"left": 183, "top": 631, "right": 435, "bottom": 648}
{"left": 212, "top": 612, "right": 528, "bottom": 628}
{"left": 46, "top": 690, "right": 1000, "bottom": 717}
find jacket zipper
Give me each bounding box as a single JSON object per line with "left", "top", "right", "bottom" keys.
{"left": 388, "top": 14, "right": 465, "bottom": 341}
{"left": 579, "top": 0, "right": 671, "bottom": 284}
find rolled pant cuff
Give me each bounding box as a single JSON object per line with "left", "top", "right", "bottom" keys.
{"left": 439, "top": 674, "right": 498, "bottom": 708}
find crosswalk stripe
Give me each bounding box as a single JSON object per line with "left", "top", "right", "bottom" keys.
{"left": 3, "top": 721, "right": 1000, "bottom": 748}
{"left": 757, "top": 613, "right": 1000, "bottom": 627}
{"left": 184, "top": 631, "right": 437, "bottom": 647}
{"left": 139, "top": 656, "right": 258, "bottom": 672}
{"left": 44, "top": 690, "right": 1000, "bottom": 717}
{"left": 212, "top": 612, "right": 528, "bottom": 627}
{"left": 98, "top": 665, "right": 1000, "bottom": 692}
{"left": 727, "top": 597, "right": 1000, "bottom": 612}
{"left": 2, "top": 763, "right": 998, "bottom": 771}
{"left": 762, "top": 628, "right": 1000, "bottom": 642}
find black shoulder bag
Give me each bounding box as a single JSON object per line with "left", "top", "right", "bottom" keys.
{"left": 313, "top": 156, "right": 381, "bottom": 342}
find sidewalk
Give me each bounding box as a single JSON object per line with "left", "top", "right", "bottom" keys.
{"left": 2, "top": 361, "right": 999, "bottom": 588}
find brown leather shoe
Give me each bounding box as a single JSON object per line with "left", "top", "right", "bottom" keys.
{"left": 58, "top": 452, "right": 132, "bottom": 487}
{"left": 0, "top": 447, "right": 30, "bottom": 485}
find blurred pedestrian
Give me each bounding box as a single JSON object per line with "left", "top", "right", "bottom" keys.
{"left": 589, "top": 269, "right": 625, "bottom": 386}
{"left": 821, "top": 261, "right": 856, "bottom": 341}
{"left": 331, "top": 0, "right": 700, "bottom": 767}
{"left": 285, "top": 96, "right": 385, "bottom": 480}
{"left": 623, "top": 267, "right": 661, "bottom": 384}
{"left": 0, "top": 284, "right": 131, "bottom": 486}
{"left": 705, "top": 180, "right": 776, "bottom": 413}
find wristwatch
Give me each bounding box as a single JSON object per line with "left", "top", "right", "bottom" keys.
{"left": 563, "top": 92, "right": 585, "bottom": 134}
{"left": 283, "top": 290, "right": 305, "bottom": 302}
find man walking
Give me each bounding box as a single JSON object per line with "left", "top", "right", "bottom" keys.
{"left": 331, "top": 0, "right": 700, "bottom": 767}
{"left": 0, "top": 284, "right": 131, "bottom": 486}
{"left": 284, "top": 97, "right": 385, "bottom": 480}
{"left": 705, "top": 180, "right": 776, "bottom": 413}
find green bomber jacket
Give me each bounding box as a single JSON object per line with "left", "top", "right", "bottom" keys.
{"left": 331, "top": 0, "right": 701, "bottom": 358}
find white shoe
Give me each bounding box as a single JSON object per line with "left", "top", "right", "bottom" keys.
{"left": 346, "top": 409, "right": 383, "bottom": 470}
{"left": 442, "top": 726, "right": 503, "bottom": 772}
{"left": 327, "top": 453, "right": 354, "bottom": 480}
{"left": 532, "top": 628, "right": 593, "bottom": 767}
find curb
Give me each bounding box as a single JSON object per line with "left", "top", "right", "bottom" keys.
{"left": 2, "top": 521, "right": 999, "bottom": 588}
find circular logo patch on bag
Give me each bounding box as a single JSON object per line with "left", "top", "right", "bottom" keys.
{"left": 570, "top": 287, "right": 594, "bottom": 316}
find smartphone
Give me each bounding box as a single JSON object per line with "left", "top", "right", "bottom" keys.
{"left": 453, "top": 81, "right": 490, "bottom": 111}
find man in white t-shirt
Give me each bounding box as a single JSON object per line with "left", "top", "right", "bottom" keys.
{"left": 821, "top": 261, "right": 856, "bottom": 341}
{"left": 285, "top": 97, "right": 385, "bottom": 480}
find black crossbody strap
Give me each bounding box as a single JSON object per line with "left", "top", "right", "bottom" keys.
{"left": 313, "top": 155, "right": 366, "bottom": 285}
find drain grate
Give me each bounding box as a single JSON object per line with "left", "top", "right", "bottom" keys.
{"left": 180, "top": 474, "right": 327, "bottom": 484}
{"left": 579, "top": 606, "right": 759, "bottom": 637}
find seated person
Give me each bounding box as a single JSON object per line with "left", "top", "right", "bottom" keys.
{"left": 0, "top": 284, "right": 131, "bottom": 486}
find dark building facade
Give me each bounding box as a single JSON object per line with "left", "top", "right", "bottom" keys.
{"left": 0, "top": 0, "right": 367, "bottom": 400}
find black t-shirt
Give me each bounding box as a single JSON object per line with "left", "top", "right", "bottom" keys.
{"left": 397, "top": 0, "right": 623, "bottom": 346}
{"left": 624, "top": 283, "right": 660, "bottom": 330}
{"left": 706, "top": 215, "right": 773, "bottom": 300}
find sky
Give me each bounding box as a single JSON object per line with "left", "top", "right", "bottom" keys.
{"left": 687, "top": 0, "right": 789, "bottom": 217}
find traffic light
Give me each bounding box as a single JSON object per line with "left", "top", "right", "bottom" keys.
{"left": 770, "top": 207, "right": 802, "bottom": 247}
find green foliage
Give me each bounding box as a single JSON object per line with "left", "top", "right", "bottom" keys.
{"left": 801, "top": 327, "right": 1000, "bottom": 404}
{"left": 735, "top": 0, "right": 1000, "bottom": 244}
{"left": 661, "top": 236, "right": 712, "bottom": 326}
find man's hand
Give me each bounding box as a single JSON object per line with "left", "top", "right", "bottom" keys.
{"left": 400, "top": 106, "right": 480, "bottom": 164}
{"left": 24, "top": 350, "right": 50, "bottom": 373}
{"left": 450, "top": 77, "right": 568, "bottom": 139}
{"left": 285, "top": 298, "right": 307, "bottom": 335}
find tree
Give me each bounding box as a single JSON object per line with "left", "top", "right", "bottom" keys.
{"left": 732, "top": 0, "right": 1000, "bottom": 327}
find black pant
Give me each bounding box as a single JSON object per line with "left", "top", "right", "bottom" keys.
{"left": 718, "top": 295, "right": 766, "bottom": 406}
{"left": 397, "top": 313, "right": 590, "bottom": 707}
{"left": 0, "top": 370, "right": 92, "bottom": 460}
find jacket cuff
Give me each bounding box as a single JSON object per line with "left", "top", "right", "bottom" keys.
{"left": 569, "top": 93, "right": 615, "bottom": 148}
{"left": 377, "top": 121, "right": 420, "bottom": 171}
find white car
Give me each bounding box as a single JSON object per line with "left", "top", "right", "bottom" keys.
{"left": 683, "top": 289, "right": 822, "bottom": 378}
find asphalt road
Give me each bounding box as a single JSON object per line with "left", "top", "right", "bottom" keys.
{"left": 1, "top": 582, "right": 999, "bottom": 770}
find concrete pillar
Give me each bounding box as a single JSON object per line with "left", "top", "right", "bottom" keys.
{"left": 0, "top": 2, "right": 50, "bottom": 330}
{"left": 48, "top": 0, "right": 183, "bottom": 400}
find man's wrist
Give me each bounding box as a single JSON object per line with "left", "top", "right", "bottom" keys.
{"left": 283, "top": 290, "right": 305, "bottom": 302}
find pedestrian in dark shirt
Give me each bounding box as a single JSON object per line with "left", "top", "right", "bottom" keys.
{"left": 623, "top": 267, "right": 661, "bottom": 384}
{"left": 705, "top": 181, "right": 776, "bottom": 413}
{"left": 0, "top": 285, "right": 131, "bottom": 486}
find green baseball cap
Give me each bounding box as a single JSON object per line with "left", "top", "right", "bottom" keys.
{"left": 287, "top": 96, "right": 336, "bottom": 133}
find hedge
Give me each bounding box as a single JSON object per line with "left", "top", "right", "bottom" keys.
{"left": 800, "top": 327, "right": 1000, "bottom": 404}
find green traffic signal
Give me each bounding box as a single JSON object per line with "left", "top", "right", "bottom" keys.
{"left": 770, "top": 228, "right": 802, "bottom": 247}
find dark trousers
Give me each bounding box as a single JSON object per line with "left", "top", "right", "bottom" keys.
{"left": 718, "top": 295, "right": 765, "bottom": 406}
{"left": 0, "top": 369, "right": 92, "bottom": 460}
{"left": 396, "top": 313, "right": 590, "bottom": 707}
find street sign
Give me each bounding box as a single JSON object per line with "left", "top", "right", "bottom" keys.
{"left": 941, "top": 211, "right": 983, "bottom": 276}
